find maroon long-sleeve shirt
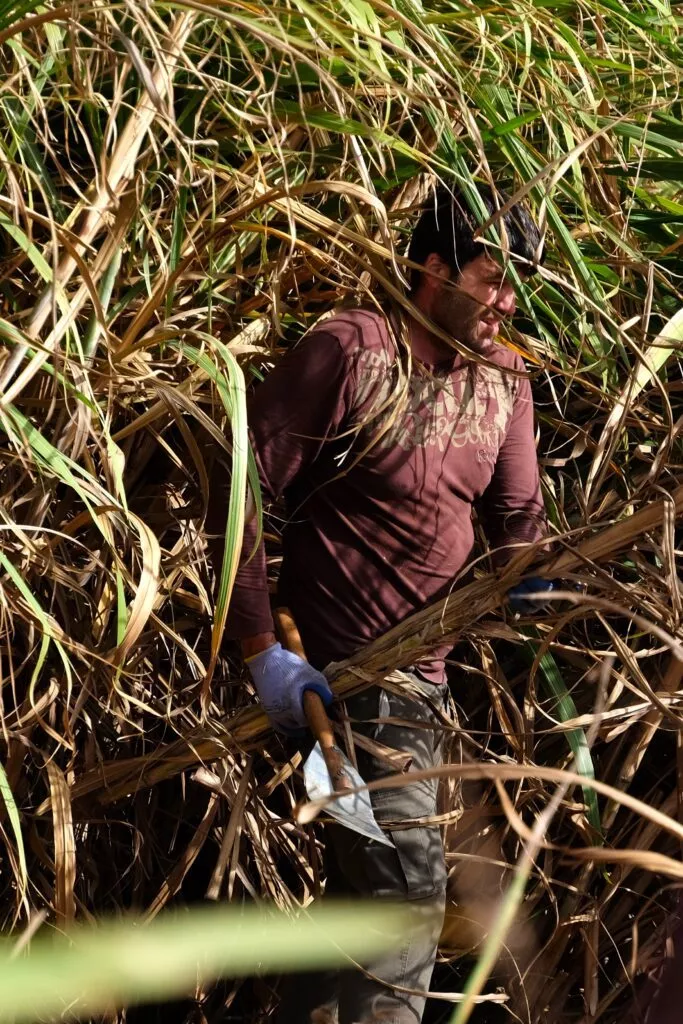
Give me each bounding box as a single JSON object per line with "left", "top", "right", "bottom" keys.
{"left": 226, "top": 308, "right": 544, "bottom": 682}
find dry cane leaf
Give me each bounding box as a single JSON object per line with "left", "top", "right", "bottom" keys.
{"left": 46, "top": 762, "right": 76, "bottom": 929}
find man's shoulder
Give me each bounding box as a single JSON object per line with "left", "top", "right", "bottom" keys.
{"left": 472, "top": 344, "right": 529, "bottom": 393}
{"left": 485, "top": 343, "right": 527, "bottom": 373}
{"left": 311, "top": 306, "right": 392, "bottom": 355}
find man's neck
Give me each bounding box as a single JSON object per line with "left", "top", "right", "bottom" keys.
{"left": 407, "top": 312, "right": 458, "bottom": 370}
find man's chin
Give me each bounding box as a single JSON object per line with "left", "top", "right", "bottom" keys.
{"left": 460, "top": 334, "right": 497, "bottom": 357}
{"left": 434, "top": 318, "right": 498, "bottom": 357}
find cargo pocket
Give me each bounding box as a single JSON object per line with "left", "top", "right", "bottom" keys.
{"left": 342, "top": 678, "right": 449, "bottom": 901}
{"left": 362, "top": 822, "right": 447, "bottom": 901}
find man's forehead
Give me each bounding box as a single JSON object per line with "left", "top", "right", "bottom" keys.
{"left": 466, "top": 253, "right": 505, "bottom": 275}
{"left": 483, "top": 254, "right": 504, "bottom": 271}
{"left": 478, "top": 250, "right": 536, "bottom": 280}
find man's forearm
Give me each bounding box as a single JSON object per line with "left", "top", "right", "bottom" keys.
{"left": 209, "top": 482, "right": 276, "bottom": 648}
{"left": 488, "top": 511, "right": 547, "bottom": 569}
{"left": 240, "top": 631, "right": 277, "bottom": 659}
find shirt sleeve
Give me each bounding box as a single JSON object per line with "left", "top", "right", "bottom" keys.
{"left": 221, "top": 329, "right": 353, "bottom": 638}
{"left": 480, "top": 364, "right": 546, "bottom": 568}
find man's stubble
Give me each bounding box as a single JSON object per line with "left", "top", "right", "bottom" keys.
{"left": 431, "top": 282, "right": 493, "bottom": 356}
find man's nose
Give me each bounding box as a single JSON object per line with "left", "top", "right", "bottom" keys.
{"left": 494, "top": 282, "right": 516, "bottom": 319}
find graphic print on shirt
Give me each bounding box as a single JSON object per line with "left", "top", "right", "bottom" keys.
{"left": 351, "top": 346, "right": 517, "bottom": 459}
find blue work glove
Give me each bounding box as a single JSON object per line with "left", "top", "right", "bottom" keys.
{"left": 507, "top": 576, "right": 557, "bottom": 616}
{"left": 245, "top": 642, "right": 333, "bottom": 734}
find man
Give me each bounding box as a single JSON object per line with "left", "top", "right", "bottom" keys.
{"left": 223, "top": 183, "right": 548, "bottom": 1022}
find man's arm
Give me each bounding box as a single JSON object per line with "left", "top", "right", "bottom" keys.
{"left": 209, "top": 328, "right": 353, "bottom": 654}
{"left": 480, "top": 365, "right": 546, "bottom": 568}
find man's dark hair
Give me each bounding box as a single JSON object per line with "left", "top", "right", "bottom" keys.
{"left": 407, "top": 183, "right": 544, "bottom": 288}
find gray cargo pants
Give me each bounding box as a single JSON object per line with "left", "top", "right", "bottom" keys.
{"left": 278, "top": 672, "right": 449, "bottom": 1024}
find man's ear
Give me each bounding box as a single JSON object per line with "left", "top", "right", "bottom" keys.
{"left": 421, "top": 253, "right": 452, "bottom": 292}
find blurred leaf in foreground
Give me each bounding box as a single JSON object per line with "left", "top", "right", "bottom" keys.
{"left": 0, "top": 902, "right": 411, "bottom": 1023}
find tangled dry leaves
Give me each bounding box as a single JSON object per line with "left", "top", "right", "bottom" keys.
{"left": 0, "top": 2, "right": 682, "bottom": 1022}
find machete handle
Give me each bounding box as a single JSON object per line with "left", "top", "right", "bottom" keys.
{"left": 302, "top": 692, "right": 351, "bottom": 792}
{"left": 273, "top": 606, "right": 352, "bottom": 793}
{"left": 272, "top": 605, "right": 307, "bottom": 660}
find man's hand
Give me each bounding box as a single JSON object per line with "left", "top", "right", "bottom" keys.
{"left": 507, "top": 576, "right": 556, "bottom": 616}
{"left": 245, "top": 642, "right": 333, "bottom": 733}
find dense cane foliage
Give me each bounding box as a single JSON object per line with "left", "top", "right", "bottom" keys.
{"left": 1, "top": 0, "right": 682, "bottom": 1020}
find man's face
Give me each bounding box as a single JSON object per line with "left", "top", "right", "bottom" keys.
{"left": 430, "top": 252, "right": 517, "bottom": 354}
